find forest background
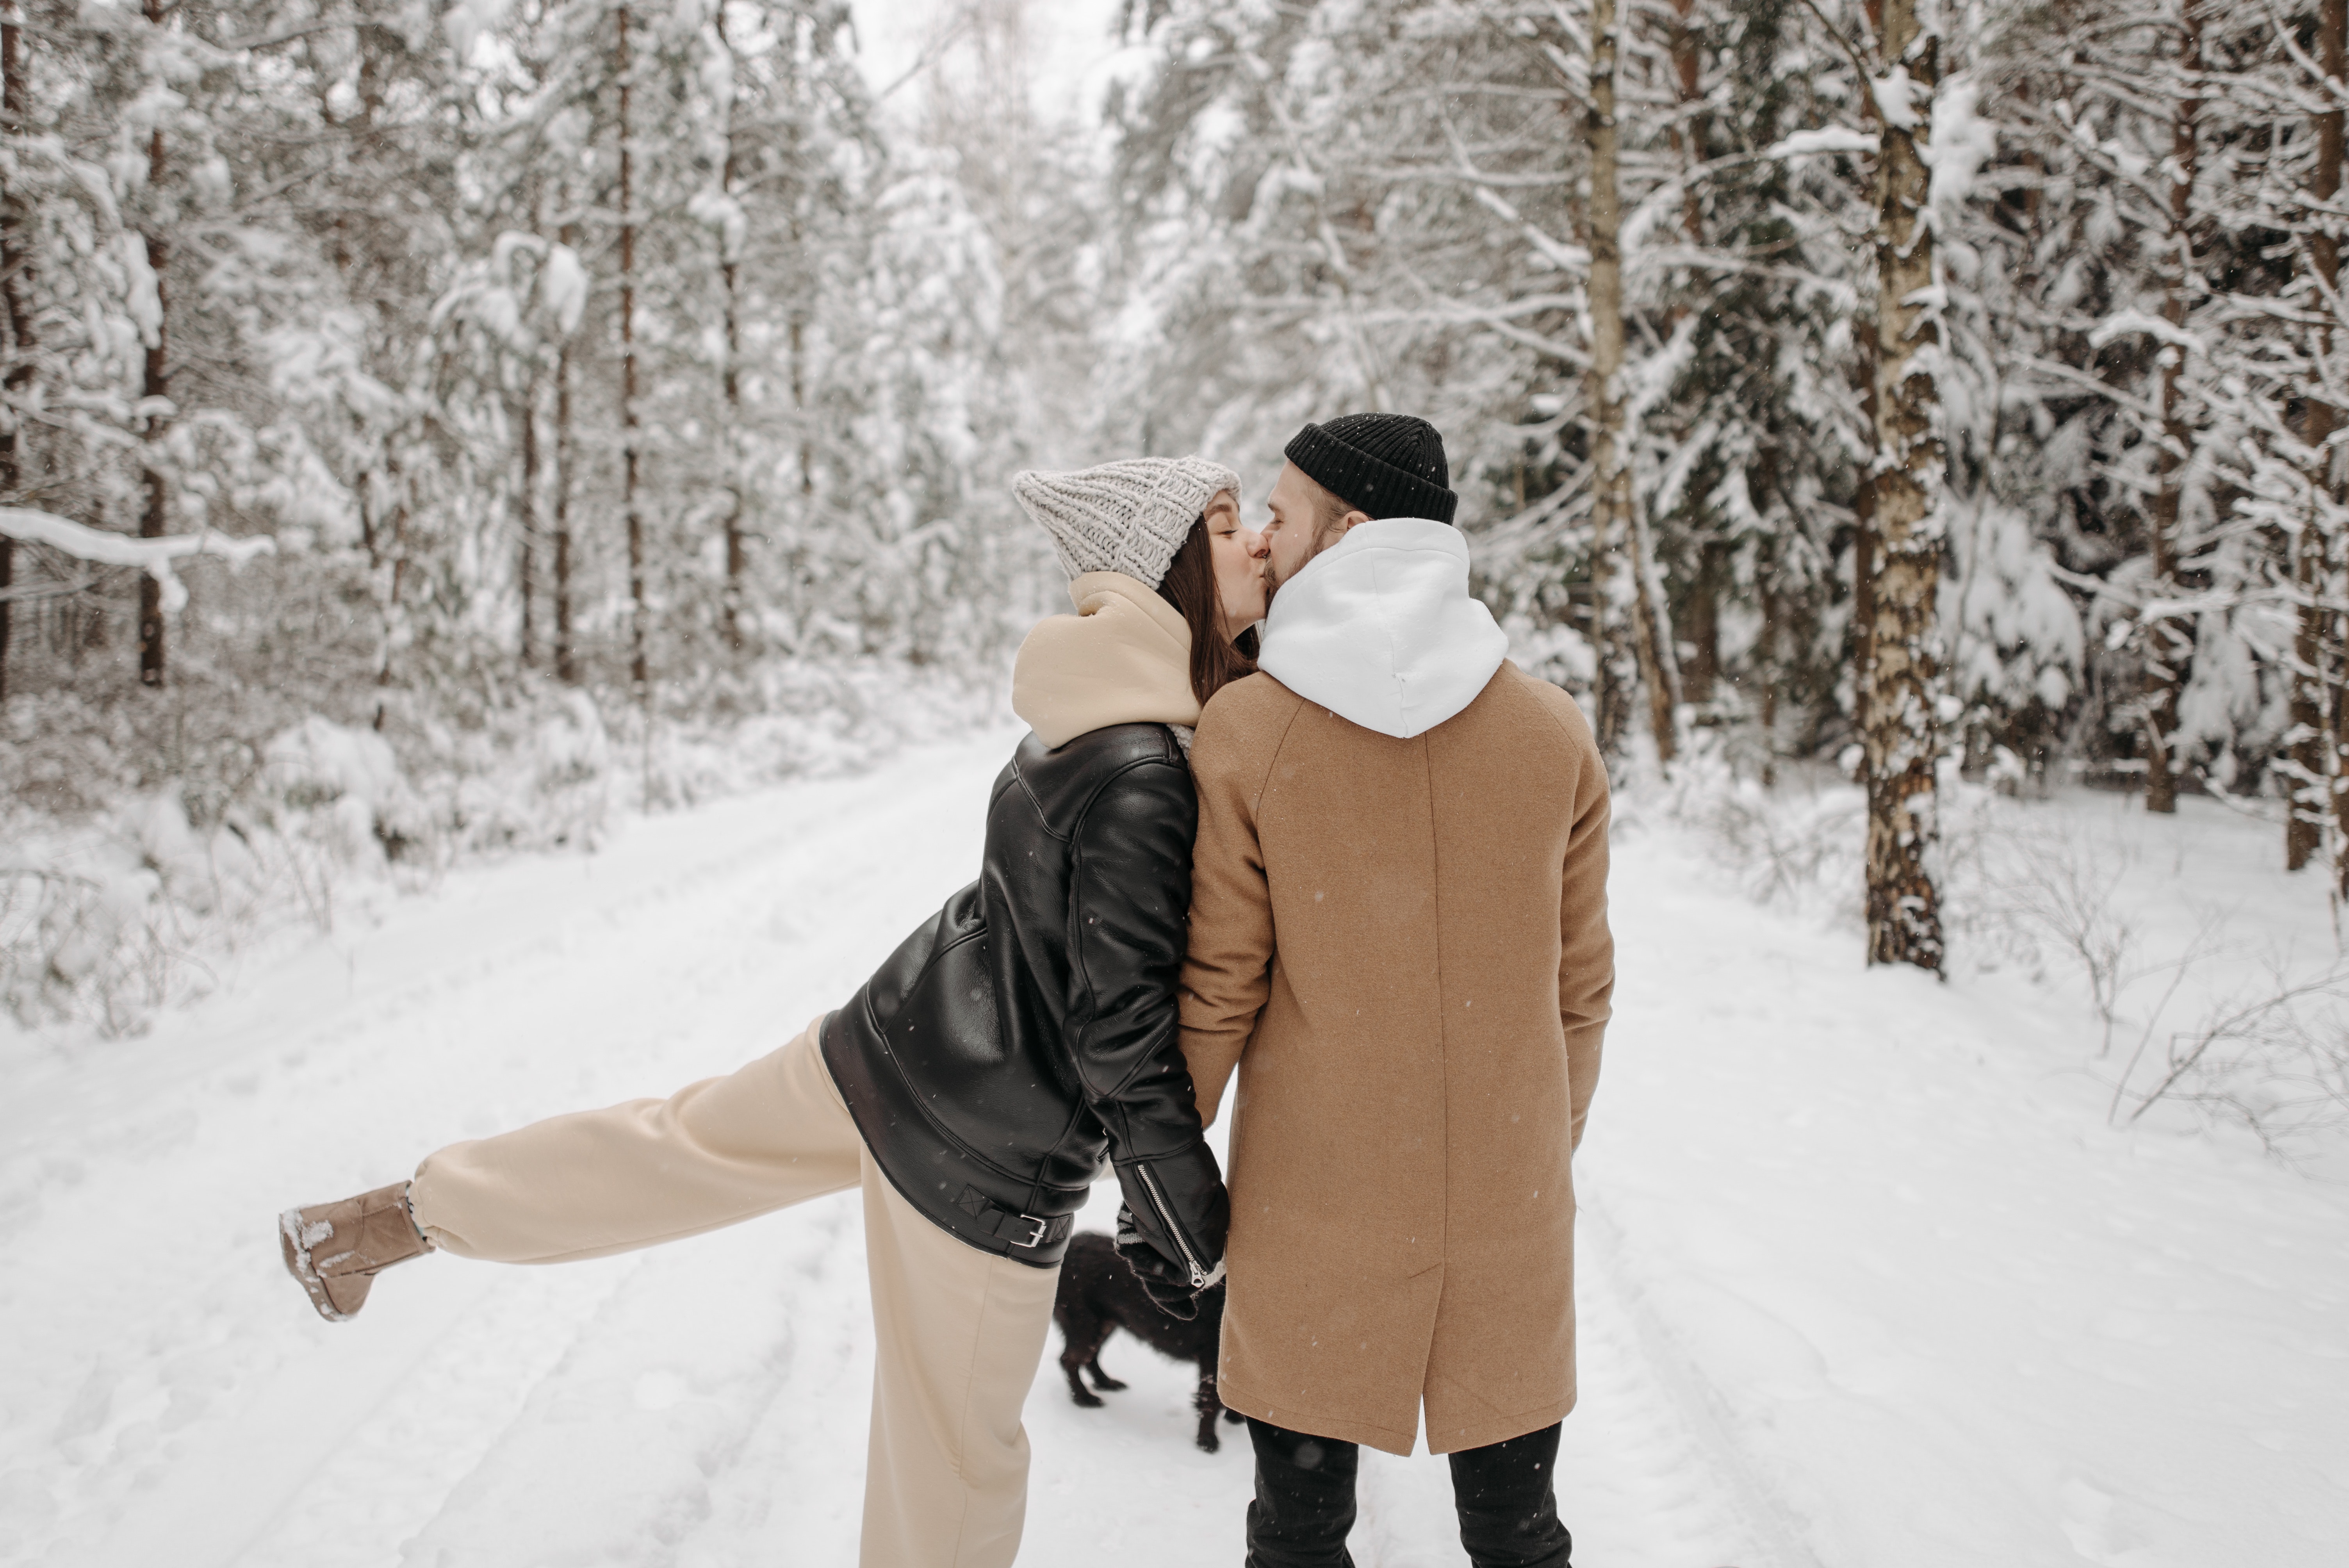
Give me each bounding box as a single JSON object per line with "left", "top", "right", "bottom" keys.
{"left": 7, "top": 0, "right": 2349, "bottom": 1055}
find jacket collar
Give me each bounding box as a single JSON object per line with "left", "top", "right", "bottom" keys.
{"left": 1254, "top": 518, "right": 1509, "bottom": 739}
{"left": 1011, "top": 571, "right": 1200, "bottom": 748}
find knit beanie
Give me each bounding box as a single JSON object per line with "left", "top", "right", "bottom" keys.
{"left": 1283, "top": 413, "right": 1459, "bottom": 526}
{"left": 1011, "top": 456, "right": 1244, "bottom": 589}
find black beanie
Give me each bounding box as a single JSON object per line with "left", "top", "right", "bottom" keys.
{"left": 1283, "top": 413, "right": 1459, "bottom": 526}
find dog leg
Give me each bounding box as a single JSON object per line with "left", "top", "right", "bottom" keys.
{"left": 1062, "top": 1356, "right": 1105, "bottom": 1408}
{"left": 1193, "top": 1373, "right": 1223, "bottom": 1453}
{"left": 1086, "top": 1356, "right": 1128, "bottom": 1392}
{"left": 1060, "top": 1331, "right": 1107, "bottom": 1408}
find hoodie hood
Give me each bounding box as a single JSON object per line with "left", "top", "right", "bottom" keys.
{"left": 1011, "top": 571, "right": 1200, "bottom": 748}
{"left": 1254, "top": 517, "right": 1509, "bottom": 739}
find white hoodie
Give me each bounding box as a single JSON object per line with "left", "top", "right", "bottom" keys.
{"left": 1253, "top": 517, "right": 1510, "bottom": 739}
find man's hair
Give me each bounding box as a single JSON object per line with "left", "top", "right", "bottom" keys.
{"left": 1307, "top": 473, "right": 1363, "bottom": 538}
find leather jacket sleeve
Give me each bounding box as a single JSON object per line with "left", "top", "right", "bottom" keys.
{"left": 1065, "top": 754, "right": 1230, "bottom": 1284}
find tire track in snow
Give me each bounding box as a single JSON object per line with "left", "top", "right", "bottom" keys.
{"left": 1564, "top": 1200, "right": 1827, "bottom": 1568}
{"left": 1336, "top": 1210, "right": 1773, "bottom": 1568}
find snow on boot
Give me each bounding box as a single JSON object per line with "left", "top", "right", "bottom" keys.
{"left": 279, "top": 1181, "right": 433, "bottom": 1322}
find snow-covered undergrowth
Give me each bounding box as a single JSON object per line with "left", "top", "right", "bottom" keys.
{"left": 0, "top": 660, "right": 1009, "bottom": 1041}
{"left": 1647, "top": 743, "right": 2349, "bottom": 1161}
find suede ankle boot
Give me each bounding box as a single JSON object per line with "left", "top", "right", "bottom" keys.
{"left": 280, "top": 1181, "right": 434, "bottom": 1321}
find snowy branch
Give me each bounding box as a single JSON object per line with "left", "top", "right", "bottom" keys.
{"left": 0, "top": 509, "right": 275, "bottom": 615}
{"left": 1765, "top": 126, "right": 1879, "bottom": 159}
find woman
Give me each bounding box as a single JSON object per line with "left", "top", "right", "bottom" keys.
{"left": 277, "top": 456, "right": 1267, "bottom": 1568}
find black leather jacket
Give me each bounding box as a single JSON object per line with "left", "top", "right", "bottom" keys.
{"left": 822, "top": 722, "right": 1230, "bottom": 1276}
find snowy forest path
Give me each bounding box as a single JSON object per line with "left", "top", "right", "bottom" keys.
{"left": 14, "top": 739, "right": 2341, "bottom": 1568}
{"left": 0, "top": 730, "right": 1775, "bottom": 1568}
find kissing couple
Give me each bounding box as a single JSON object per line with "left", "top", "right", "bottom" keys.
{"left": 280, "top": 413, "right": 1614, "bottom": 1568}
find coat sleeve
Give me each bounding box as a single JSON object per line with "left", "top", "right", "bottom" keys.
{"left": 1067, "top": 754, "right": 1229, "bottom": 1280}
{"left": 1176, "top": 692, "right": 1283, "bottom": 1128}
{"left": 1554, "top": 700, "right": 1615, "bottom": 1152}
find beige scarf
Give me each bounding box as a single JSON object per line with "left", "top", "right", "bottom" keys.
{"left": 1011, "top": 571, "right": 1199, "bottom": 749}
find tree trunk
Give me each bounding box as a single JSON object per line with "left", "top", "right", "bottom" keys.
{"left": 0, "top": 10, "right": 29, "bottom": 706}
{"left": 716, "top": 4, "right": 747, "bottom": 655}
{"left": 553, "top": 215, "right": 578, "bottom": 687}
{"left": 138, "top": 0, "right": 170, "bottom": 689}
{"left": 371, "top": 453, "right": 407, "bottom": 733}
{"left": 618, "top": 4, "right": 648, "bottom": 696}
{"left": 2289, "top": 520, "right": 2326, "bottom": 871}
{"left": 1852, "top": 326, "right": 1878, "bottom": 726}
{"left": 1759, "top": 554, "right": 1782, "bottom": 788}
{"left": 2145, "top": 2, "right": 2204, "bottom": 816}
{"left": 785, "top": 11, "right": 813, "bottom": 502}
{"left": 1668, "top": 0, "right": 1706, "bottom": 249}
{"left": 2297, "top": 0, "right": 2346, "bottom": 877}
{"left": 1860, "top": 0, "right": 1946, "bottom": 971}
{"left": 1629, "top": 506, "right": 1682, "bottom": 752}
{"left": 554, "top": 338, "right": 576, "bottom": 684}
{"left": 518, "top": 380, "right": 539, "bottom": 668}
{"left": 1686, "top": 538, "right": 1722, "bottom": 704}
{"left": 1582, "top": 0, "right": 1674, "bottom": 763}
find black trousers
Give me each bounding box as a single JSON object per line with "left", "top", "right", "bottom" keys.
{"left": 1242, "top": 1417, "right": 1574, "bottom": 1568}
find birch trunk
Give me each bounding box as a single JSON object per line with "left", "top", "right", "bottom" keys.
{"left": 1629, "top": 507, "right": 1682, "bottom": 755}
{"left": 1583, "top": 0, "right": 1674, "bottom": 763}
{"left": 2144, "top": 1, "right": 2202, "bottom": 815}
{"left": 1860, "top": 0, "right": 1946, "bottom": 971}
{"left": 618, "top": 4, "right": 648, "bottom": 696}
{"left": 1852, "top": 321, "right": 1878, "bottom": 726}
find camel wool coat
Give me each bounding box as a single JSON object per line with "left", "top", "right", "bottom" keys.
{"left": 1178, "top": 520, "right": 1612, "bottom": 1458}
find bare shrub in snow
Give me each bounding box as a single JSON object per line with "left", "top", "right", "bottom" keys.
{"left": 1953, "top": 806, "right": 2347, "bottom": 1153}
{"left": 1666, "top": 765, "right": 2349, "bottom": 1156}
{"left": 1657, "top": 738, "right": 1864, "bottom": 916}
{"left": 1959, "top": 822, "right": 2143, "bottom": 1053}
{"left": 2112, "top": 961, "right": 2349, "bottom": 1154}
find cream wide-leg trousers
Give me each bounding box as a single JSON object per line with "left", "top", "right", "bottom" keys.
{"left": 405, "top": 1015, "right": 1061, "bottom": 1568}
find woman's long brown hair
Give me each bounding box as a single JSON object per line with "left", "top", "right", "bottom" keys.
{"left": 1156, "top": 518, "right": 1260, "bottom": 707}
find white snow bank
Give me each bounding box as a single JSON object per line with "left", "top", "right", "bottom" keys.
{"left": 2, "top": 662, "right": 1010, "bottom": 1038}
{"left": 265, "top": 716, "right": 405, "bottom": 814}
{"left": 1586, "top": 800, "right": 2348, "bottom": 1568}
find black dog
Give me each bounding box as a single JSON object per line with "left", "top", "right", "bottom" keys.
{"left": 1052, "top": 1230, "right": 1244, "bottom": 1452}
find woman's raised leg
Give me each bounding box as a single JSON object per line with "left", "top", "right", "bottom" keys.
{"left": 406, "top": 1013, "right": 861, "bottom": 1264}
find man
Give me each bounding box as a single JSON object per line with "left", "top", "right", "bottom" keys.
{"left": 1178, "top": 413, "right": 1613, "bottom": 1567}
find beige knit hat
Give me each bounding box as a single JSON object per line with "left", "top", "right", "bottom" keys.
{"left": 1012, "top": 456, "right": 1244, "bottom": 589}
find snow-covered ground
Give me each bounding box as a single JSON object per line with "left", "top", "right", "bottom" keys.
{"left": 2, "top": 731, "right": 2342, "bottom": 1567}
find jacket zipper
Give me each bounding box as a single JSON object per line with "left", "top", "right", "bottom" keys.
{"left": 1134, "top": 1162, "right": 1212, "bottom": 1288}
